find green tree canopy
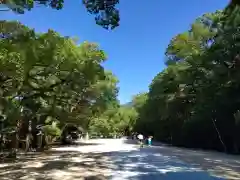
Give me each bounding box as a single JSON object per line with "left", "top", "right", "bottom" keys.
{"left": 0, "top": 20, "right": 119, "bottom": 135}
{"left": 132, "top": 7, "right": 240, "bottom": 153}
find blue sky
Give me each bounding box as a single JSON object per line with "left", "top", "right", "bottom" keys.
{"left": 1, "top": 0, "right": 228, "bottom": 104}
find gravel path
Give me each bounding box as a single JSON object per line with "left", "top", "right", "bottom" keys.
{"left": 0, "top": 138, "right": 239, "bottom": 180}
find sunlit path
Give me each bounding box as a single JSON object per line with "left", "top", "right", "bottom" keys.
{"left": 0, "top": 139, "right": 239, "bottom": 180}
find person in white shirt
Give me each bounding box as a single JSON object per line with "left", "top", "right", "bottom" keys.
{"left": 137, "top": 134, "right": 143, "bottom": 140}
{"left": 137, "top": 133, "right": 144, "bottom": 147}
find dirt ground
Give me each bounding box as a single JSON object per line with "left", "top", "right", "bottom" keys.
{"left": 0, "top": 139, "right": 239, "bottom": 180}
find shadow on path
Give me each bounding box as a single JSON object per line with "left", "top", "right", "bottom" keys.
{"left": 0, "top": 149, "right": 113, "bottom": 180}
{"left": 123, "top": 139, "right": 240, "bottom": 180}
{"left": 102, "top": 148, "right": 226, "bottom": 180}
{"left": 0, "top": 140, "right": 239, "bottom": 180}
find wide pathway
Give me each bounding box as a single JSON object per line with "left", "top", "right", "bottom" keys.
{"left": 0, "top": 138, "right": 240, "bottom": 180}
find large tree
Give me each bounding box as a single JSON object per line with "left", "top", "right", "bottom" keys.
{"left": 0, "top": 20, "right": 118, "bottom": 138}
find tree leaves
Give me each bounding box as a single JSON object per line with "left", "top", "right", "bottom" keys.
{"left": 133, "top": 8, "right": 240, "bottom": 153}
{"left": 0, "top": 0, "right": 120, "bottom": 29}
{"left": 0, "top": 21, "right": 119, "bottom": 134}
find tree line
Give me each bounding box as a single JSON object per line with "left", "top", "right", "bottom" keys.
{"left": 0, "top": 20, "right": 120, "bottom": 153}
{"left": 1, "top": 0, "right": 240, "bottom": 155}
{"left": 130, "top": 5, "right": 240, "bottom": 154}
{"left": 89, "top": 3, "right": 240, "bottom": 155}
{"left": 68, "top": 3, "right": 240, "bottom": 155}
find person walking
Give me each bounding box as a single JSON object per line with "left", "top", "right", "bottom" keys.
{"left": 137, "top": 133, "right": 144, "bottom": 147}
{"left": 148, "top": 136, "right": 153, "bottom": 146}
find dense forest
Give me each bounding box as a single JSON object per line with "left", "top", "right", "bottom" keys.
{"left": 1, "top": 1, "right": 240, "bottom": 156}
{"left": 131, "top": 5, "right": 240, "bottom": 154}
{"left": 0, "top": 20, "right": 121, "bottom": 154}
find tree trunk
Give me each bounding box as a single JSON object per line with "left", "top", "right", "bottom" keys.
{"left": 212, "top": 119, "right": 227, "bottom": 152}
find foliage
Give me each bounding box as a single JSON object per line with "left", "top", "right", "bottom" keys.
{"left": 0, "top": 0, "right": 119, "bottom": 29}
{"left": 132, "top": 6, "right": 240, "bottom": 154}
{"left": 43, "top": 121, "right": 61, "bottom": 137}
{"left": 89, "top": 105, "right": 137, "bottom": 137}
{"left": 0, "top": 20, "right": 119, "bottom": 145}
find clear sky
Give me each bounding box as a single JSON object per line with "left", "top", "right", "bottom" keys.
{"left": 1, "top": 0, "right": 228, "bottom": 104}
